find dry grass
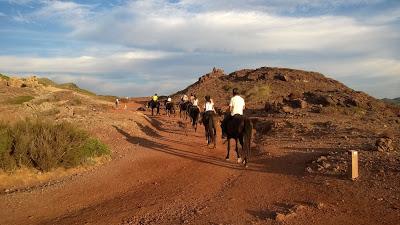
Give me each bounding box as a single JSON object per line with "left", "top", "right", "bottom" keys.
{"left": 4, "top": 95, "right": 34, "bottom": 105}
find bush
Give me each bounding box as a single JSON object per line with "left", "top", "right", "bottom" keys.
{"left": 4, "top": 95, "right": 34, "bottom": 105}
{"left": 0, "top": 119, "right": 110, "bottom": 171}
{"left": 245, "top": 85, "right": 271, "bottom": 102}
{"left": 0, "top": 74, "right": 10, "bottom": 81}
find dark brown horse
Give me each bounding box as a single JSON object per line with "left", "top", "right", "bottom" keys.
{"left": 179, "top": 101, "right": 191, "bottom": 119}
{"left": 165, "top": 102, "right": 175, "bottom": 117}
{"left": 222, "top": 114, "right": 252, "bottom": 166}
{"left": 202, "top": 111, "right": 217, "bottom": 148}
{"left": 188, "top": 105, "right": 200, "bottom": 131}
{"left": 148, "top": 100, "right": 160, "bottom": 116}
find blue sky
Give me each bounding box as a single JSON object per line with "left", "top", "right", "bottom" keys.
{"left": 0, "top": 0, "right": 399, "bottom": 98}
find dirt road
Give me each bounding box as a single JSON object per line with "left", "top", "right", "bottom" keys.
{"left": 0, "top": 104, "right": 398, "bottom": 225}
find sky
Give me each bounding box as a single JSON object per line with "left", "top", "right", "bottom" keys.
{"left": 0, "top": 0, "right": 399, "bottom": 98}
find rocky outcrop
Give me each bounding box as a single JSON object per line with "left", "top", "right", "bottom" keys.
{"left": 4, "top": 76, "right": 41, "bottom": 88}
{"left": 198, "top": 67, "right": 225, "bottom": 83}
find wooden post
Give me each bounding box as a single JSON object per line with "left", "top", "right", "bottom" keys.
{"left": 350, "top": 150, "right": 359, "bottom": 180}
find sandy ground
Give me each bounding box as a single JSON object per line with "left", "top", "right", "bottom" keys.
{"left": 0, "top": 101, "right": 399, "bottom": 225}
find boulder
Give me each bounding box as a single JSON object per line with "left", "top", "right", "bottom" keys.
{"left": 264, "top": 101, "right": 282, "bottom": 113}
{"left": 375, "top": 138, "right": 394, "bottom": 152}
{"left": 304, "top": 92, "right": 333, "bottom": 106}
{"left": 274, "top": 73, "right": 288, "bottom": 81}
{"left": 281, "top": 106, "right": 293, "bottom": 114}
{"left": 291, "top": 99, "right": 307, "bottom": 109}
{"left": 311, "top": 105, "right": 323, "bottom": 113}
{"left": 137, "top": 107, "right": 147, "bottom": 111}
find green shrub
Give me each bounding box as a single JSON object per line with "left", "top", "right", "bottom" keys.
{"left": 4, "top": 95, "right": 34, "bottom": 105}
{"left": 0, "top": 74, "right": 10, "bottom": 81}
{"left": 245, "top": 85, "right": 271, "bottom": 102}
{"left": 0, "top": 119, "right": 110, "bottom": 171}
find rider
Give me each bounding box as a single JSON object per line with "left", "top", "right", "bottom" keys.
{"left": 192, "top": 94, "right": 200, "bottom": 110}
{"left": 221, "top": 88, "right": 245, "bottom": 138}
{"left": 189, "top": 93, "right": 195, "bottom": 104}
{"left": 203, "top": 95, "right": 215, "bottom": 113}
{"left": 152, "top": 93, "right": 158, "bottom": 102}
{"left": 181, "top": 94, "right": 189, "bottom": 103}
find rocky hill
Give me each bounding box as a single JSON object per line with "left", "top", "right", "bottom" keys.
{"left": 0, "top": 74, "right": 115, "bottom": 123}
{"left": 173, "top": 67, "right": 399, "bottom": 118}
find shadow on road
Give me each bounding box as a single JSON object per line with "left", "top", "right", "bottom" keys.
{"left": 113, "top": 125, "right": 311, "bottom": 177}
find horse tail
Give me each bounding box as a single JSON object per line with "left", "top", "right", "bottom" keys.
{"left": 243, "top": 118, "right": 253, "bottom": 162}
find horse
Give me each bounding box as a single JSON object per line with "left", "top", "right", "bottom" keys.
{"left": 222, "top": 114, "right": 252, "bottom": 166}
{"left": 188, "top": 105, "right": 200, "bottom": 131}
{"left": 165, "top": 101, "right": 175, "bottom": 117}
{"left": 201, "top": 111, "right": 217, "bottom": 148}
{"left": 179, "top": 101, "right": 191, "bottom": 119}
{"left": 148, "top": 100, "right": 160, "bottom": 116}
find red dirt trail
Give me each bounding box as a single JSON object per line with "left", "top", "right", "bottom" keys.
{"left": 0, "top": 101, "right": 398, "bottom": 225}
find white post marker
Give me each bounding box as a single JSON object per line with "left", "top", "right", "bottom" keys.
{"left": 350, "top": 150, "right": 359, "bottom": 180}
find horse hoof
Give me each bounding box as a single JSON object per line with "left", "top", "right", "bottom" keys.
{"left": 237, "top": 158, "right": 243, "bottom": 163}
{"left": 225, "top": 158, "right": 230, "bottom": 161}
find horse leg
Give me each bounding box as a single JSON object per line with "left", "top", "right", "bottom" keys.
{"left": 225, "top": 138, "right": 230, "bottom": 160}
{"left": 239, "top": 137, "right": 245, "bottom": 164}
{"left": 235, "top": 139, "right": 242, "bottom": 163}
{"left": 212, "top": 126, "right": 216, "bottom": 149}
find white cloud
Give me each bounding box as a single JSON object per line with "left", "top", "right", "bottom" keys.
{"left": 0, "top": 49, "right": 172, "bottom": 74}
{"left": 68, "top": 0, "right": 397, "bottom": 56}
{"left": 1, "top": 0, "right": 399, "bottom": 98}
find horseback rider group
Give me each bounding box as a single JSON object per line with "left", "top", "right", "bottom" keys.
{"left": 152, "top": 88, "right": 245, "bottom": 135}
{"left": 148, "top": 88, "right": 251, "bottom": 165}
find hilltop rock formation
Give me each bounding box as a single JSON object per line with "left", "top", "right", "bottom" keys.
{"left": 0, "top": 75, "right": 41, "bottom": 88}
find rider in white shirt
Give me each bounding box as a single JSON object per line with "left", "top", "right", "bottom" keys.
{"left": 229, "top": 93, "right": 245, "bottom": 116}
{"left": 192, "top": 95, "right": 200, "bottom": 110}
{"left": 222, "top": 88, "right": 245, "bottom": 138}
{"left": 204, "top": 95, "right": 215, "bottom": 112}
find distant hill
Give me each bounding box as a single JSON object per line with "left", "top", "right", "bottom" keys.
{"left": 38, "top": 78, "right": 96, "bottom": 96}
{"left": 0, "top": 74, "right": 116, "bottom": 102}
{"left": 382, "top": 97, "right": 400, "bottom": 105}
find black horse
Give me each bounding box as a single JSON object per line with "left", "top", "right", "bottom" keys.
{"left": 179, "top": 101, "right": 191, "bottom": 119}
{"left": 165, "top": 101, "right": 175, "bottom": 117}
{"left": 202, "top": 111, "right": 217, "bottom": 148}
{"left": 222, "top": 114, "right": 252, "bottom": 166}
{"left": 189, "top": 105, "right": 200, "bottom": 131}
{"left": 148, "top": 100, "right": 160, "bottom": 116}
